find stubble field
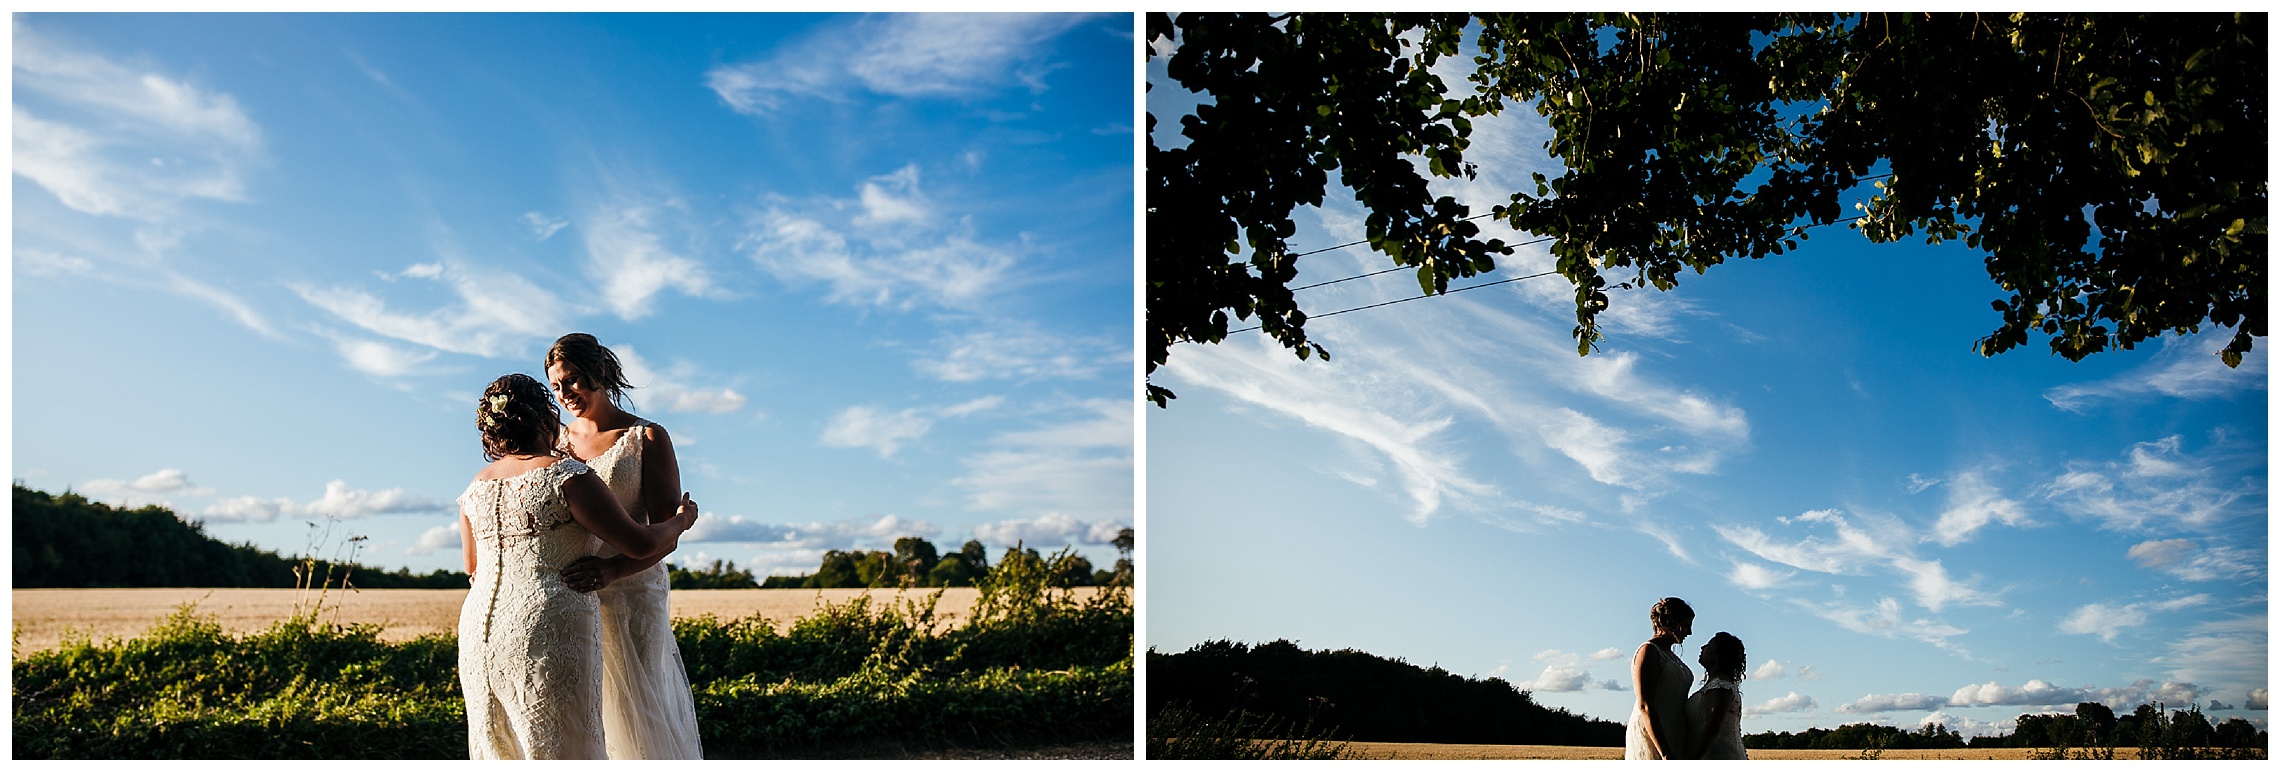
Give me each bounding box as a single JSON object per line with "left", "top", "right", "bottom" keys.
{"left": 1337, "top": 742, "right": 2097, "bottom": 760}
{"left": 7, "top": 587, "right": 1076, "bottom": 653}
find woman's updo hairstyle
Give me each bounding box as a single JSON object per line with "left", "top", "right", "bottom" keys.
{"left": 478, "top": 373, "right": 561, "bottom": 461}
{"left": 544, "top": 332, "right": 636, "bottom": 408}
{"left": 1650, "top": 596, "right": 1695, "bottom": 635}
{"left": 1699, "top": 632, "right": 1746, "bottom": 682}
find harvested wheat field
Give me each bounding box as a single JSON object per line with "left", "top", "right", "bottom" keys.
{"left": 11, "top": 587, "right": 1103, "bottom": 654}
{"left": 1339, "top": 743, "right": 2075, "bottom": 760}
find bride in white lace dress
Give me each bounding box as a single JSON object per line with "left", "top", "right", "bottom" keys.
{"left": 1627, "top": 597, "right": 1694, "bottom": 759}
{"left": 1686, "top": 632, "right": 1749, "bottom": 760}
{"left": 548, "top": 334, "right": 705, "bottom": 759}
{"left": 457, "top": 373, "right": 699, "bottom": 759}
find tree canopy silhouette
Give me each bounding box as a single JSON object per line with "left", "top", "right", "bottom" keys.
{"left": 1147, "top": 12, "right": 2265, "bottom": 406}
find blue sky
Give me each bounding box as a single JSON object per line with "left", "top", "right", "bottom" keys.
{"left": 1147, "top": 40, "right": 2268, "bottom": 737}
{"left": 13, "top": 13, "right": 1135, "bottom": 578}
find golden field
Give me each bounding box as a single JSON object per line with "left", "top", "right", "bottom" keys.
{"left": 8, "top": 587, "right": 1108, "bottom": 654}
{"left": 1338, "top": 742, "right": 2139, "bottom": 760}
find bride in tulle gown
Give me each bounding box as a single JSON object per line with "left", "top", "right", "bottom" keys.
{"left": 1686, "top": 632, "right": 1749, "bottom": 760}
{"left": 457, "top": 373, "right": 698, "bottom": 759}
{"left": 1626, "top": 597, "right": 1694, "bottom": 759}
{"left": 549, "top": 333, "right": 706, "bottom": 759}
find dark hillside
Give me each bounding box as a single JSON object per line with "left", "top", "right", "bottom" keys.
{"left": 1149, "top": 638, "right": 1624, "bottom": 746}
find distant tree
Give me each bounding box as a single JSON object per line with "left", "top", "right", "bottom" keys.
{"left": 668, "top": 558, "right": 759, "bottom": 590}
{"left": 1147, "top": 12, "right": 2265, "bottom": 406}
{"left": 894, "top": 536, "right": 940, "bottom": 583}
{"left": 2076, "top": 701, "right": 2119, "bottom": 746}
{"left": 806, "top": 550, "right": 862, "bottom": 589}
{"left": 760, "top": 573, "right": 808, "bottom": 589}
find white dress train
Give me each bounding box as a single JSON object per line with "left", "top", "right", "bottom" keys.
{"left": 456, "top": 459, "right": 606, "bottom": 759}
{"left": 582, "top": 419, "right": 705, "bottom": 759}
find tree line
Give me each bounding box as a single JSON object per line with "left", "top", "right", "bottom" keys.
{"left": 671, "top": 529, "right": 1136, "bottom": 591}
{"left": 11, "top": 484, "right": 469, "bottom": 589}
{"left": 1148, "top": 638, "right": 1625, "bottom": 746}
{"left": 1746, "top": 701, "right": 2266, "bottom": 758}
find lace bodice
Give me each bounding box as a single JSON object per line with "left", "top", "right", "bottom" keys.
{"left": 580, "top": 420, "right": 651, "bottom": 525}
{"left": 458, "top": 459, "right": 601, "bottom": 572}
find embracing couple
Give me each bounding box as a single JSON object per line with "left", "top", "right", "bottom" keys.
{"left": 454, "top": 333, "right": 705, "bottom": 759}
{"left": 1627, "top": 597, "right": 1748, "bottom": 760}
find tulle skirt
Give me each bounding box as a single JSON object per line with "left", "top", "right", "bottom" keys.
{"left": 596, "top": 563, "right": 704, "bottom": 759}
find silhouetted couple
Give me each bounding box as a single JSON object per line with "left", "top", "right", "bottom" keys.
{"left": 1626, "top": 597, "right": 1748, "bottom": 760}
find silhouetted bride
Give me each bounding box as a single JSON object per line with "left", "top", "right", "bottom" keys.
{"left": 1687, "top": 632, "right": 1748, "bottom": 760}
{"left": 1626, "top": 597, "right": 1694, "bottom": 759}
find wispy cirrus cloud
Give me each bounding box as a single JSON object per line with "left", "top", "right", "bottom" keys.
{"left": 745, "top": 165, "right": 1019, "bottom": 311}
{"left": 955, "top": 399, "right": 1131, "bottom": 522}
{"left": 576, "top": 199, "right": 715, "bottom": 321}
{"left": 913, "top": 322, "right": 1125, "bottom": 383}
{"left": 1718, "top": 509, "right": 1998, "bottom": 613}
{"left": 293, "top": 260, "right": 572, "bottom": 361}
{"left": 2059, "top": 594, "right": 2213, "bottom": 643}
{"left": 613, "top": 345, "right": 749, "bottom": 415}
{"left": 2042, "top": 435, "right": 2260, "bottom": 533}
{"left": 2126, "top": 539, "right": 2265, "bottom": 582}
{"left": 706, "top": 14, "right": 1095, "bottom": 116}
{"left": 821, "top": 396, "right": 1004, "bottom": 458}
{"left": 1928, "top": 470, "right": 2032, "bottom": 546}
{"left": 13, "top": 20, "right": 262, "bottom": 221}
{"left": 1792, "top": 597, "right": 1971, "bottom": 652}
{"left": 2043, "top": 331, "right": 2266, "bottom": 412}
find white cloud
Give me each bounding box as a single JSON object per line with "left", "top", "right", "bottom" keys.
{"left": 324, "top": 333, "right": 438, "bottom": 378}
{"left": 1728, "top": 561, "right": 1796, "bottom": 590}
{"left": 15, "top": 247, "right": 96, "bottom": 277}
{"left": 407, "top": 522, "right": 463, "bottom": 556}
{"left": 2042, "top": 435, "right": 2257, "bottom": 533}
{"left": 1929, "top": 470, "right": 2032, "bottom": 546}
{"left": 522, "top": 211, "right": 567, "bottom": 240}
{"left": 293, "top": 260, "right": 572, "bottom": 360}
{"left": 79, "top": 468, "right": 213, "bottom": 508}
{"left": 1793, "top": 597, "right": 1970, "bottom": 652}
{"left": 198, "top": 480, "right": 445, "bottom": 523}
{"left": 1589, "top": 647, "right": 1625, "bottom": 661}
{"left": 955, "top": 399, "right": 1132, "bottom": 521}
{"left": 1890, "top": 556, "right": 1998, "bottom": 613}
{"left": 2248, "top": 688, "right": 2269, "bottom": 710}
{"left": 2155, "top": 613, "right": 2266, "bottom": 703}
{"left": 2043, "top": 331, "right": 2266, "bottom": 412}
{"left": 970, "top": 512, "right": 1129, "bottom": 549}
{"left": 2058, "top": 595, "right": 2210, "bottom": 643}
{"left": 685, "top": 514, "right": 801, "bottom": 544}
{"left": 745, "top": 165, "right": 1018, "bottom": 311}
{"left": 612, "top": 345, "right": 748, "bottom": 415}
{"left": 676, "top": 513, "right": 944, "bottom": 577}
{"left": 1721, "top": 509, "right": 1996, "bottom": 613}
{"left": 1838, "top": 692, "right": 1949, "bottom": 713}
{"left": 1919, "top": 711, "right": 2006, "bottom": 738}
{"left": 13, "top": 23, "right": 262, "bottom": 221}
{"left": 706, "top": 13, "right": 1093, "bottom": 114}
{"left": 1520, "top": 665, "right": 1594, "bottom": 693}
{"left": 913, "top": 323, "right": 1123, "bottom": 383}
{"left": 2124, "top": 538, "right": 2263, "bottom": 582}
{"left": 1950, "top": 678, "right": 2087, "bottom": 707}
{"left": 577, "top": 201, "right": 713, "bottom": 321}
{"left": 1753, "top": 659, "right": 1801, "bottom": 680}
{"left": 1748, "top": 691, "right": 1819, "bottom": 716}
{"left": 821, "top": 405, "right": 935, "bottom": 458}
{"left": 1904, "top": 474, "right": 1940, "bottom": 494}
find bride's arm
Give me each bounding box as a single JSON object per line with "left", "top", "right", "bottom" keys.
{"left": 460, "top": 514, "right": 477, "bottom": 578}
{"left": 563, "top": 468, "right": 696, "bottom": 561}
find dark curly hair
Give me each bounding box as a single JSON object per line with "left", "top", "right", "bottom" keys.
{"left": 1650, "top": 597, "right": 1695, "bottom": 636}
{"left": 1699, "top": 632, "right": 1746, "bottom": 682}
{"left": 544, "top": 332, "right": 636, "bottom": 408}
{"left": 478, "top": 373, "right": 561, "bottom": 461}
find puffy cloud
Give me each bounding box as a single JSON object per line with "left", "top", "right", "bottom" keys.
{"left": 1747, "top": 692, "right": 1819, "bottom": 716}
{"left": 199, "top": 480, "right": 444, "bottom": 523}
{"left": 971, "top": 512, "right": 1129, "bottom": 549}
{"left": 2058, "top": 595, "right": 2210, "bottom": 643}
{"left": 1520, "top": 665, "right": 1593, "bottom": 693}
{"left": 2208, "top": 700, "right": 2236, "bottom": 711}
{"left": 1928, "top": 471, "right": 2032, "bottom": 546}
{"left": 2126, "top": 538, "right": 2265, "bottom": 582}
{"left": 706, "top": 14, "right": 1094, "bottom": 114}
{"left": 407, "top": 522, "right": 462, "bottom": 556}
{"left": 1951, "top": 679, "right": 2087, "bottom": 707}
{"left": 1839, "top": 693, "right": 1950, "bottom": 713}
{"left": 1753, "top": 660, "right": 1790, "bottom": 680}
{"left": 1890, "top": 557, "right": 1998, "bottom": 613}
{"left": 612, "top": 345, "right": 748, "bottom": 415}
{"left": 1515, "top": 649, "right": 1623, "bottom": 693}
{"left": 1729, "top": 561, "right": 1796, "bottom": 590}
{"left": 2042, "top": 435, "right": 2255, "bottom": 533}
{"left": 1589, "top": 647, "right": 1625, "bottom": 661}
{"left": 1918, "top": 711, "right": 2007, "bottom": 739}
{"left": 683, "top": 515, "right": 799, "bottom": 544}
{"left": 79, "top": 468, "right": 211, "bottom": 508}
{"left": 2043, "top": 331, "right": 2267, "bottom": 412}
{"left": 2249, "top": 688, "right": 2268, "bottom": 711}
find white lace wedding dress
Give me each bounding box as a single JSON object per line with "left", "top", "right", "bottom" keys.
{"left": 581, "top": 419, "right": 704, "bottom": 759}
{"left": 1687, "top": 675, "right": 1749, "bottom": 760}
{"left": 456, "top": 459, "right": 606, "bottom": 759}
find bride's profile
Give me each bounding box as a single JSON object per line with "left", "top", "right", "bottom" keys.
{"left": 548, "top": 333, "right": 705, "bottom": 759}
{"left": 455, "top": 373, "right": 699, "bottom": 759}
{"left": 1687, "top": 632, "right": 1748, "bottom": 760}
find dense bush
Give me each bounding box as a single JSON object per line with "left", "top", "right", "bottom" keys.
{"left": 12, "top": 551, "right": 1132, "bottom": 759}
